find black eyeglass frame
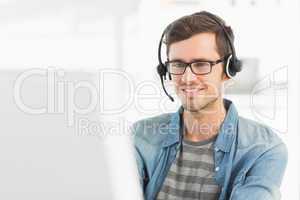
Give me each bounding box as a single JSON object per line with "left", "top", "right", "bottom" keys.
{"left": 165, "top": 57, "right": 225, "bottom": 75}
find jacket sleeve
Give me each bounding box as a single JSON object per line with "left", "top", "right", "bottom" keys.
{"left": 134, "top": 144, "right": 146, "bottom": 190}
{"left": 230, "top": 142, "right": 288, "bottom": 200}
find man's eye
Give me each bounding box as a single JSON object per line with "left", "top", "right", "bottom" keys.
{"left": 171, "top": 63, "right": 185, "bottom": 68}
{"left": 193, "top": 62, "right": 209, "bottom": 68}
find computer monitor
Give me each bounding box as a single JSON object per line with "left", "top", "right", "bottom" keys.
{"left": 0, "top": 68, "right": 142, "bottom": 200}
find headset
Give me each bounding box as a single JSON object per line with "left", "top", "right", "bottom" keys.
{"left": 156, "top": 11, "right": 242, "bottom": 102}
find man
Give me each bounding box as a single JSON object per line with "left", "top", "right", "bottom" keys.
{"left": 132, "top": 11, "right": 287, "bottom": 200}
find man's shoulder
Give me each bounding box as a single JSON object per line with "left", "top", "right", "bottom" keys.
{"left": 134, "top": 113, "right": 173, "bottom": 127}
{"left": 237, "top": 116, "right": 284, "bottom": 149}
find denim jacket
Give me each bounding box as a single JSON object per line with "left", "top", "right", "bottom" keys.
{"left": 132, "top": 98, "right": 288, "bottom": 200}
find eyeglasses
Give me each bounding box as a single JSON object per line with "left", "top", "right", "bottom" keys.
{"left": 165, "top": 58, "right": 225, "bottom": 75}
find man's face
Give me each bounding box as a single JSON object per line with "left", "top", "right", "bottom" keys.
{"left": 168, "top": 32, "right": 228, "bottom": 112}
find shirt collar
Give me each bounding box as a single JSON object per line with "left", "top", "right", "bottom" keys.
{"left": 161, "top": 98, "right": 238, "bottom": 152}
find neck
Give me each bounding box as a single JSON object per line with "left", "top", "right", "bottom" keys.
{"left": 183, "top": 97, "right": 227, "bottom": 142}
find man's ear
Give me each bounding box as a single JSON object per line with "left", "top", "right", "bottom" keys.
{"left": 222, "top": 72, "right": 230, "bottom": 81}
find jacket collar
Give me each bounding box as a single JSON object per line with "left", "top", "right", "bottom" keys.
{"left": 161, "top": 98, "right": 238, "bottom": 152}
{"left": 161, "top": 106, "right": 183, "bottom": 147}
{"left": 214, "top": 98, "right": 238, "bottom": 152}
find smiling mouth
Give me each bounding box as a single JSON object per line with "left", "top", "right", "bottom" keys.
{"left": 181, "top": 88, "right": 205, "bottom": 96}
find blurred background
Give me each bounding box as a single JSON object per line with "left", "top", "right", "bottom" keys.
{"left": 0, "top": 0, "right": 299, "bottom": 199}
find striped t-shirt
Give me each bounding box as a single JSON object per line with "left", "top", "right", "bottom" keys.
{"left": 156, "top": 135, "right": 221, "bottom": 200}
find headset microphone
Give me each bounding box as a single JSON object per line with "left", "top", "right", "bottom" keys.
{"left": 157, "top": 29, "right": 174, "bottom": 102}
{"left": 158, "top": 71, "right": 174, "bottom": 102}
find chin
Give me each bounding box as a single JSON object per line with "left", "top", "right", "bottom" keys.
{"left": 182, "top": 100, "right": 206, "bottom": 112}
{"left": 181, "top": 96, "right": 219, "bottom": 113}
{"left": 182, "top": 105, "right": 200, "bottom": 112}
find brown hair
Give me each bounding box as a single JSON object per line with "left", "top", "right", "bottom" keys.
{"left": 164, "top": 11, "right": 234, "bottom": 59}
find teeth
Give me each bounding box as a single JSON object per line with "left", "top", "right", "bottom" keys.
{"left": 182, "top": 88, "right": 204, "bottom": 95}
{"left": 185, "top": 89, "right": 197, "bottom": 92}
{"left": 184, "top": 88, "right": 200, "bottom": 91}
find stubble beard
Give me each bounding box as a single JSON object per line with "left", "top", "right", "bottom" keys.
{"left": 182, "top": 95, "right": 219, "bottom": 114}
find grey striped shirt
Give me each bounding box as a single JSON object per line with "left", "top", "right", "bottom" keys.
{"left": 156, "top": 136, "right": 221, "bottom": 200}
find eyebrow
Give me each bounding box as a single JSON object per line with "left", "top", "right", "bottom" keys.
{"left": 168, "top": 58, "right": 215, "bottom": 63}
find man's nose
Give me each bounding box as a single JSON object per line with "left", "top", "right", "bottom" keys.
{"left": 181, "top": 66, "right": 197, "bottom": 83}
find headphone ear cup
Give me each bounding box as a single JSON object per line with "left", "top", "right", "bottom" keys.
{"left": 225, "top": 55, "right": 242, "bottom": 78}
{"left": 233, "top": 59, "right": 242, "bottom": 73}
{"left": 225, "top": 55, "right": 234, "bottom": 78}
{"left": 157, "top": 64, "right": 167, "bottom": 79}
{"left": 228, "top": 63, "right": 236, "bottom": 78}
{"left": 229, "top": 58, "right": 243, "bottom": 77}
